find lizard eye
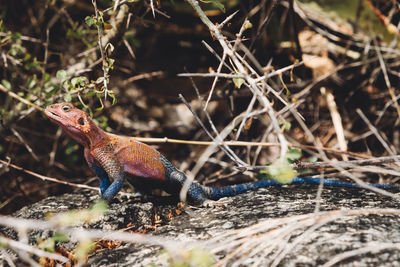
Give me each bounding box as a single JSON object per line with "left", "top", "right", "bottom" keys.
{"left": 78, "top": 117, "right": 85, "bottom": 125}
{"left": 62, "top": 105, "right": 71, "bottom": 112}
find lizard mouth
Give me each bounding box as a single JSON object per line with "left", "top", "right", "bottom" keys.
{"left": 45, "top": 110, "right": 58, "bottom": 119}
{"left": 49, "top": 111, "right": 59, "bottom": 117}
{"left": 44, "top": 109, "right": 65, "bottom": 125}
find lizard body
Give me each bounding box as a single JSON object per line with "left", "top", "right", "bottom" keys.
{"left": 45, "top": 103, "right": 397, "bottom": 204}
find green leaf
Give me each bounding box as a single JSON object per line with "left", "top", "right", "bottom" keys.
{"left": 85, "top": 16, "right": 96, "bottom": 27}
{"left": 62, "top": 80, "right": 70, "bottom": 90}
{"left": 71, "top": 77, "right": 79, "bottom": 87}
{"left": 74, "top": 239, "right": 95, "bottom": 260}
{"left": 268, "top": 160, "right": 297, "bottom": 184}
{"left": 71, "top": 76, "right": 88, "bottom": 88}
{"left": 56, "top": 70, "right": 67, "bottom": 80}
{"left": 307, "top": 156, "right": 318, "bottom": 162}
{"left": 286, "top": 148, "right": 302, "bottom": 161}
{"left": 164, "top": 247, "right": 214, "bottom": 267}
{"left": 24, "top": 57, "right": 41, "bottom": 70}
{"left": 52, "top": 232, "right": 68, "bottom": 242}
{"left": 9, "top": 43, "right": 22, "bottom": 56}
{"left": 64, "top": 92, "right": 72, "bottom": 102}
{"left": 23, "top": 53, "right": 31, "bottom": 61}
{"left": 211, "top": 0, "right": 225, "bottom": 13}
{"left": 244, "top": 20, "right": 252, "bottom": 30}
{"left": 200, "top": 0, "right": 225, "bottom": 13}
{"left": 38, "top": 238, "right": 55, "bottom": 252}
{"left": 259, "top": 158, "right": 297, "bottom": 184}
{"left": 27, "top": 75, "right": 37, "bottom": 90}
{"left": 105, "top": 43, "right": 114, "bottom": 54}
{"left": 1, "top": 80, "right": 11, "bottom": 90}
{"left": 188, "top": 248, "right": 214, "bottom": 267}
{"left": 94, "top": 115, "right": 109, "bottom": 130}
{"left": 95, "top": 77, "right": 105, "bottom": 84}
{"left": 53, "top": 199, "right": 108, "bottom": 227}
{"left": 11, "top": 32, "right": 21, "bottom": 41}
{"left": 95, "top": 96, "right": 104, "bottom": 111}
{"left": 233, "top": 73, "right": 244, "bottom": 89}
{"left": 0, "top": 20, "right": 5, "bottom": 32}
{"left": 85, "top": 90, "right": 96, "bottom": 97}
{"left": 109, "top": 90, "right": 117, "bottom": 105}
{"left": 37, "top": 232, "right": 68, "bottom": 253}
{"left": 43, "top": 72, "right": 51, "bottom": 83}
{"left": 105, "top": 58, "right": 115, "bottom": 71}
{"left": 280, "top": 120, "right": 291, "bottom": 131}
{"left": 91, "top": 199, "right": 108, "bottom": 214}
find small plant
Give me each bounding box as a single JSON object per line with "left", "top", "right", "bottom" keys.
{"left": 259, "top": 148, "right": 302, "bottom": 184}
{"left": 160, "top": 247, "right": 214, "bottom": 267}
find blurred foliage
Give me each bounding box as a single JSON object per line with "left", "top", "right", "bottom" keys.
{"left": 0, "top": 0, "right": 119, "bottom": 120}
{"left": 162, "top": 247, "right": 214, "bottom": 267}
{"left": 0, "top": 0, "right": 143, "bottom": 214}
{"left": 298, "top": 0, "right": 395, "bottom": 41}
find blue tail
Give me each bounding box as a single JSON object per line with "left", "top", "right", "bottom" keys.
{"left": 205, "top": 177, "right": 398, "bottom": 201}
{"left": 290, "top": 177, "right": 397, "bottom": 189}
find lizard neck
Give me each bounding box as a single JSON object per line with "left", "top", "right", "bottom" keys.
{"left": 66, "top": 117, "right": 108, "bottom": 149}
{"left": 84, "top": 120, "right": 108, "bottom": 148}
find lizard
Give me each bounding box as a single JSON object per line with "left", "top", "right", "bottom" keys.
{"left": 44, "top": 102, "right": 398, "bottom": 204}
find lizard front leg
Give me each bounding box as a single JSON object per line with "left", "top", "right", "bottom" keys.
{"left": 92, "top": 146, "right": 126, "bottom": 201}
{"left": 90, "top": 163, "right": 110, "bottom": 195}
{"left": 85, "top": 148, "right": 110, "bottom": 195}
{"left": 101, "top": 173, "right": 125, "bottom": 201}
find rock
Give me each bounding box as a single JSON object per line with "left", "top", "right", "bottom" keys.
{"left": 1, "top": 185, "right": 400, "bottom": 266}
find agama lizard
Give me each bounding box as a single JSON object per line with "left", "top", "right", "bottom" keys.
{"left": 45, "top": 103, "right": 397, "bottom": 204}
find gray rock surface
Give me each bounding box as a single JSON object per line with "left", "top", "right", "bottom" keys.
{"left": 1, "top": 185, "right": 400, "bottom": 266}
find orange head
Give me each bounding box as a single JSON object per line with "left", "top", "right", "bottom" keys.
{"left": 45, "top": 103, "right": 105, "bottom": 147}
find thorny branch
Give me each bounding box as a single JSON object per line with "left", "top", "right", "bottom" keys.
{"left": 92, "top": 0, "right": 109, "bottom": 100}
{"left": 178, "top": 1, "right": 400, "bottom": 203}
{"left": 184, "top": 0, "right": 290, "bottom": 162}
